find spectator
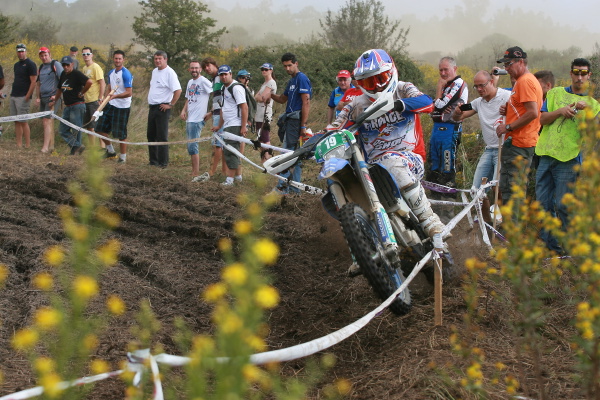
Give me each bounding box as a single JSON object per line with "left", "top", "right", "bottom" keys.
{"left": 452, "top": 70, "right": 511, "bottom": 189}
{"left": 200, "top": 57, "right": 226, "bottom": 180}
{"left": 81, "top": 47, "right": 106, "bottom": 148}
{"left": 69, "top": 46, "right": 80, "bottom": 70}
{"left": 0, "top": 63, "right": 4, "bottom": 137}
{"left": 534, "top": 70, "right": 555, "bottom": 100}
{"left": 11, "top": 43, "right": 37, "bottom": 148}
{"left": 335, "top": 79, "right": 362, "bottom": 112}
{"left": 211, "top": 65, "right": 248, "bottom": 186}
{"left": 36, "top": 46, "right": 63, "bottom": 153}
{"left": 254, "top": 62, "right": 277, "bottom": 162}
{"left": 427, "top": 57, "right": 468, "bottom": 202}
{"left": 180, "top": 60, "right": 212, "bottom": 181}
{"left": 270, "top": 52, "right": 312, "bottom": 195}
{"left": 51, "top": 55, "right": 92, "bottom": 155}
{"left": 146, "top": 50, "right": 181, "bottom": 168}
{"left": 495, "top": 46, "right": 543, "bottom": 204}
{"left": 96, "top": 50, "right": 133, "bottom": 163}
{"left": 235, "top": 69, "right": 252, "bottom": 177}
{"left": 535, "top": 58, "right": 600, "bottom": 253}
{"left": 327, "top": 70, "right": 353, "bottom": 124}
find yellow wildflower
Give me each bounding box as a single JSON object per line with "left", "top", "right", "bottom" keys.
{"left": 96, "top": 239, "right": 121, "bottom": 266}
{"left": 247, "top": 202, "right": 261, "bottom": 216}
{"left": 222, "top": 263, "right": 248, "bottom": 285}
{"left": 255, "top": 285, "right": 280, "bottom": 309}
{"left": 221, "top": 312, "right": 243, "bottom": 334}
{"left": 107, "top": 295, "right": 126, "bottom": 315}
{"left": 252, "top": 238, "right": 279, "bottom": 265}
{"left": 44, "top": 246, "right": 65, "bottom": 267}
{"left": 218, "top": 238, "right": 232, "bottom": 253}
{"left": 12, "top": 328, "right": 39, "bottom": 350}
{"left": 34, "top": 307, "right": 62, "bottom": 330}
{"left": 335, "top": 378, "right": 352, "bottom": 395}
{"left": 203, "top": 283, "right": 227, "bottom": 302}
{"left": 234, "top": 219, "right": 253, "bottom": 235}
{"left": 33, "top": 272, "right": 54, "bottom": 291}
{"left": 34, "top": 357, "right": 56, "bottom": 374}
{"left": 83, "top": 334, "right": 99, "bottom": 351}
{"left": 73, "top": 275, "right": 99, "bottom": 299}
{"left": 90, "top": 359, "right": 110, "bottom": 374}
{"left": 242, "top": 364, "right": 262, "bottom": 382}
{"left": 40, "top": 372, "right": 63, "bottom": 398}
{"left": 95, "top": 206, "right": 121, "bottom": 228}
{"left": 244, "top": 335, "right": 267, "bottom": 352}
{"left": 0, "top": 264, "right": 8, "bottom": 285}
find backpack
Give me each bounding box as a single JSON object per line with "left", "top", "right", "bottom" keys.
{"left": 37, "top": 60, "right": 60, "bottom": 82}
{"left": 221, "top": 82, "right": 257, "bottom": 132}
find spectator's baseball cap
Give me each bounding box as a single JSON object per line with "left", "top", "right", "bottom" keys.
{"left": 70, "top": 46, "right": 78, "bottom": 52}
{"left": 237, "top": 69, "right": 250, "bottom": 78}
{"left": 259, "top": 63, "right": 273, "bottom": 70}
{"left": 337, "top": 70, "right": 351, "bottom": 78}
{"left": 218, "top": 65, "right": 232, "bottom": 75}
{"left": 60, "top": 55, "right": 74, "bottom": 65}
{"left": 39, "top": 47, "right": 50, "bottom": 54}
{"left": 16, "top": 43, "right": 26, "bottom": 52}
{"left": 497, "top": 46, "right": 527, "bottom": 63}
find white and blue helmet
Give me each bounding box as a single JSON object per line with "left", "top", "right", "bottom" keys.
{"left": 353, "top": 49, "right": 398, "bottom": 100}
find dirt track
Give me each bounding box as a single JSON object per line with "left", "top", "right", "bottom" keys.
{"left": 0, "top": 144, "right": 579, "bottom": 399}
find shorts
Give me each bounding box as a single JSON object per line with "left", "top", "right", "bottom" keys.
{"left": 40, "top": 96, "right": 62, "bottom": 118}
{"left": 10, "top": 96, "right": 31, "bottom": 116}
{"left": 255, "top": 121, "right": 270, "bottom": 143}
{"left": 223, "top": 126, "right": 242, "bottom": 169}
{"left": 186, "top": 121, "right": 205, "bottom": 155}
{"left": 85, "top": 101, "right": 100, "bottom": 130}
{"left": 96, "top": 103, "right": 130, "bottom": 140}
{"left": 211, "top": 114, "right": 224, "bottom": 148}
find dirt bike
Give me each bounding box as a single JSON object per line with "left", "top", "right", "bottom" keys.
{"left": 264, "top": 99, "right": 454, "bottom": 316}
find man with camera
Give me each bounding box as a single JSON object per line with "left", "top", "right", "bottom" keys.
{"left": 452, "top": 69, "right": 511, "bottom": 189}
{"left": 494, "top": 46, "right": 543, "bottom": 204}
{"left": 535, "top": 58, "right": 600, "bottom": 253}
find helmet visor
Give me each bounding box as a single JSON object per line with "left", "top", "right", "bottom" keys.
{"left": 356, "top": 70, "right": 393, "bottom": 92}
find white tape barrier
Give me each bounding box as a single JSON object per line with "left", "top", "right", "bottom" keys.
{"left": 214, "top": 133, "right": 326, "bottom": 196}
{"left": 0, "top": 111, "right": 53, "bottom": 123}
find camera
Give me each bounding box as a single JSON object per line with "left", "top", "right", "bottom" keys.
{"left": 492, "top": 69, "right": 508, "bottom": 76}
{"left": 459, "top": 103, "right": 473, "bottom": 112}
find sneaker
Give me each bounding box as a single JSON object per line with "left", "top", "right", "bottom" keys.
{"left": 270, "top": 187, "right": 288, "bottom": 195}
{"left": 221, "top": 180, "right": 234, "bottom": 187}
{"left": 117, "top": 158, "right": 126, "bottom": 163}
{"left": 192, "top": 172, "right": 210, "bottom": 183}
{"left": 70, "top": 146, "right": 79, "bottom": 155}
{"left": 234, "top": 175, "right": 242, "bottom": 182}
{"left": 76, "top": 145, "right": 86, "bottom": 155}
{"left": 103, "top": 149, "right": 117, "bottom": 159}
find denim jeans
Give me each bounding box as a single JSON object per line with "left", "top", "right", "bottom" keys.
{"left": 535, "top": 155, "right": 579, "bottom": 252}
{"left": 499, "top": 138, "right": 535, "bottom": 203}
{"left": 277, "top": 117, "right": 302, "bottom": 194}
{"left": 186, "top": 121, "right": 205, "bottom": 155}
{"left": 59, "top": 103, "right": 85, "bottom": 148}
{"left": 472, "top": 147, "right": 498, "bottom": 189}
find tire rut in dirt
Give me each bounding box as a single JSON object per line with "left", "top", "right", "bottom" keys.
{"left": 338, "top": 203, "right": 411, "bottom": 316}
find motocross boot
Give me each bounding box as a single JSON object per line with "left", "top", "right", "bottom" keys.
{"left": 401, "top": 182, "right": 445, "bottom": 239}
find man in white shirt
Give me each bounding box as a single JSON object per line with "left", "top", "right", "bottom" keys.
{"left": 452, "top": 69, "right": 511, "bottom": 189}
{"left": 211, "top": 65, "right": 248, "bottom": 186}
{"left": 147, "top": 50, "right": 181, "bottom": 168}
{"left": 180, "top": 60, "right": 212, "bottom": 181}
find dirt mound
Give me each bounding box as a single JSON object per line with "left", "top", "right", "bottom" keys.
{"left": 0, "top": 145, "right": 576, "bottom": 399}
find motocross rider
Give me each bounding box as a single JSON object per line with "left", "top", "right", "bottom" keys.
{"left": 326, "top": 49, "right": 446, "bottom": 244}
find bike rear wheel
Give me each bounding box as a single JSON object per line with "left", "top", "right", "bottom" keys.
{"left": 339, "top": 203, "right": 411, "bottom": 315}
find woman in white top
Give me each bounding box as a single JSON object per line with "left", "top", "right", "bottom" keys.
{"left": 254, "top": 62, "right": 277, "bottom": 161}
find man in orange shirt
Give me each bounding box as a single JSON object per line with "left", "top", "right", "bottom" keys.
{"left": 495, "top": 46, "right": 543, "bottom": 203}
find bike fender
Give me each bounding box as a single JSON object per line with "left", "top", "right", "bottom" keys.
{"left": 318, "top": 158, "right": 350, "bottom": 180}
{"left": 371, "top": 162, "right": 402, "bottom": 198}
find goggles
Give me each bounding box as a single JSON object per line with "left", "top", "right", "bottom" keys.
{"left": 356, "top": 70, "right": 393, "bottom": 92}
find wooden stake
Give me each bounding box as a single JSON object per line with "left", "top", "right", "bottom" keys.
{"left": 434, "top": 252, "right": 443, "bottom": 326}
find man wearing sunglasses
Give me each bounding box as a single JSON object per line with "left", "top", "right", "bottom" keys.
{"left": 534, "top": 58, "right": 600, "bottom": 254}
{"left": 81, "top": 47, "right": 106, "bottom": 148}
{"left": 452, "top": 70, "right": 511, "bottom": 190}
{"left": 495, "top": 46, "right": 543, "bottom": 204}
